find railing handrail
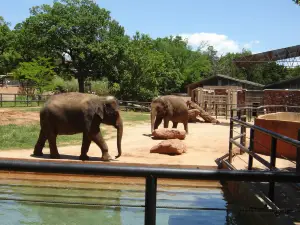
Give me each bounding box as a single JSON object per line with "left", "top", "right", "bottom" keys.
{"left": 0, "top": 159, "right": 299, "bottom": 182}
{"left": 231, "top": 117, "right": 300, "bottom": 148}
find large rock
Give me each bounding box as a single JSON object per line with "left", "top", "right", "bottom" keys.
{"left": 150, "top": 139, "right": 187, "bottom": 155}
{"left": 188, "top": 109, "right": 201, "bottom": 122}
{"left": 152, "top": 128, "right": 186, "bottom": 140}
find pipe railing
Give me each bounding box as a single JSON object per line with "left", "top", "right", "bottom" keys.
{"left": 228, "top": 108, "right": 300, "bottom": 202}
{"left": 0, "top": 159, "right": 299, "bottom": 225}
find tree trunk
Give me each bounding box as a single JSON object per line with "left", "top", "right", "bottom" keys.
{"left": 78, "top": 76, "right": 85, "bottom": 93}
{"left": 187, "top": 100, "right": 220, "bottom": 124}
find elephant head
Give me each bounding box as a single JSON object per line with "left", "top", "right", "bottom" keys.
{"left": 150, "top": 97, "right": 172, "bottom": 133}
{"left": 96, "top": 96, "right": 123, "bottom": 159}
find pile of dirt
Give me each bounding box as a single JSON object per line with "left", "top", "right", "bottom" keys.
{"left": 0, "top": 109, "right": 40, "bottom": 125}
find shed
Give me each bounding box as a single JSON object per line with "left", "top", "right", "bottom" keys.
{"left": 264, "top": 76, "right": 300, "bottom": 89}
{"left": 186, "top": 74, "right": 264, "bottom": 96}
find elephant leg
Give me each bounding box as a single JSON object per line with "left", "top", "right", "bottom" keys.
{"left": 89, "top": 130, "right": 112, "bottom": 162}
{"left": 154, "top": 117, "right": 163, "bottom": 130}
{"left": 163, "top": 118, "right": 169, "bottom": 129}
{"left": 79, "top": 133, "right": 91, "bottom": 161}
{"left": 184, "top": 121, "right": 189, "bottom": 134}
{"left": 33, "top": 129, "right": 47, "bottom": 156}
{"left": 172, "top": 122, "right": 178, "bottom": 128}
{"left": 48, "top": 133, "right": 60, "bottom": 159}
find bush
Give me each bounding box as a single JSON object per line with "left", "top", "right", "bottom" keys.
{"left": 90, "top": 79, "right": 110, "bottom": 96}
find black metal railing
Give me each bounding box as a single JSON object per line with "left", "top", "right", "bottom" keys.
{"left": 0, "top": 159, "right": 299, "bottom": 225}
{"left": 228, "top": 107, "right": 300, "bottom": 202}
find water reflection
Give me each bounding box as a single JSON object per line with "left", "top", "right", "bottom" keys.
{"left": 0, "top": 179, "right": 264, "bottom": 225}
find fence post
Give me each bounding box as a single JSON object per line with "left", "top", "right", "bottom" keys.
{"left": 26, "top": 94, "right": 29, "bottom": 107}
{"left": 268, "top": 137, "right": 277, "bottom": 202}
{"left": 215, "top": 104, "right": 218, "bottom": 119}
{"left": 239, "top": 111, "right": 246, "bottom": 155}
{"left": 145, "top": 175, "right": 157, "bottom": 225}
{"left": 0, "top": 94, "right": 2, "bottom": 107}
{"left": 225, "top": 104, "right": 228, "bottom": 120}
{"left": 14, "top": 94, "right": 16, "bottom": 107}
{"left": 229, "top": 110, "right": 234, "bottom": 163}
{"left": 248, "top": 128, "right": 254, "bottom": 170}
{"left": 297, "top": 130, "right": 300, "bottom": 174}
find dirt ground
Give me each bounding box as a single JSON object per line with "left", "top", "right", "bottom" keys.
{"left": 0, "top": 108, "right": 233, "bottom": 168}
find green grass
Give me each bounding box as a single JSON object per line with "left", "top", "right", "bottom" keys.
{"left": 0, "top": 109, "right": 149, "bottom": 150}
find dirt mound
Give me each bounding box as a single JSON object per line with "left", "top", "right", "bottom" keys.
{"left": 0, "top": 109, "right": 40, "bottom": 125}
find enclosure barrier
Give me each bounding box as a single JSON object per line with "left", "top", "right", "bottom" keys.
{"left": 0, "top": 159, "right": 299, "bottom": 225}
{"left": 228, "top": 106, "right": 300, "bottom": 202}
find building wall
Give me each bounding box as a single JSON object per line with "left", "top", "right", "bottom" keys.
{"left": 263, "top": 90, "right": 300, "bottom": 105}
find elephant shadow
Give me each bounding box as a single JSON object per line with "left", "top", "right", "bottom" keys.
{"left": 30, "top": 153, "right": 118, "bottom": 162}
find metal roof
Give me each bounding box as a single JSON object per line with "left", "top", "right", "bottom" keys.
{"left": 186, "top": 74, "right": 264, "bottom": 88}
{"left": 233, "top": 45, "right": 300, "bottom": 68}
{"left": 264, "top": 76, "right": 300, "bottom": 88}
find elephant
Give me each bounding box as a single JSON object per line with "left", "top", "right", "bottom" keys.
{"left": 33, "top": 92, "right": 123, "bottom": 161}
{"left": 150, "top": 95, "right": 189, "bottom": 134}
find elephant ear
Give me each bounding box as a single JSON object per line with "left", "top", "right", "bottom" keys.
{"left": 163, "top": 98, "right": 173, "bottom": 115}
{"left": 95, "top": 104, "right": 104, "bottom": 120}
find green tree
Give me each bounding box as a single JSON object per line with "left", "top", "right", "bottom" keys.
{"left": 0, "top": 16, "right": 21, "bottom": 74}
{"left": 13, "top": 57, "right": 56, "bottom": 94}
{"left": 14, "top": 0, "right": 125, "bottom": 92}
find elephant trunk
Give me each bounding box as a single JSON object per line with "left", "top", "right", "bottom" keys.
{"left": 151, "top": 107, "right": 157, "bottom": 133}
{"left": 115, "top": 114, "right": 123, "bottom": 159}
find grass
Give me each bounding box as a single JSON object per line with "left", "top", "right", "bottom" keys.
{"left": 0, "top": 109, "right": 149, "bottom": 150}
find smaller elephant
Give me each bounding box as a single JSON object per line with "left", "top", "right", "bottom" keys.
{"left": 150, "top": 95, "right": 189, "bottom": 134}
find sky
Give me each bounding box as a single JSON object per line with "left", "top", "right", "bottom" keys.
{"left": 0, "top": 0, "right": 299, "bottom": 56}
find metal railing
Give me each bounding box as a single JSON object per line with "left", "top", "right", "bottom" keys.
{"left": 228, "top": 106, "right": 300, "bottom": 202}
{"left": 0, "top": 159, "right": 299, "bottom": 225}
{"left": 0, "top": 93, "right": 152, "bottom": 112}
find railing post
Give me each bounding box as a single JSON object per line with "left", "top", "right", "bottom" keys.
{"left": 248, "top": 128, "right": 254, "bottom": 170}
{"left": 240, "top": 112, "right": 246, "bottom": 155}
{"left": 145, "top": 175, "right": 157, "bottom": 225}
{"left": 215, "top": 104, "right": 218, "bottom": 119}
{"left": 229, "top": 110, "right": 234, "bottom": 163}
{"left": 297, "top": 130, "right": 300, "bottom": 174}
{"left": 268, "top": 137, "right": 277, "bottom": 202}
{"left": 225, "top": 104, "right": 228, "bottom": 120}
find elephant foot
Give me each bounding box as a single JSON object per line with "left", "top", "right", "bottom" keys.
{"left": 50, "top": 153, "right": 61, "bottom": 159}
{"left": 33, "top": 150, "right": 43, "bottom": 157}
{"left": 101, "top": 152, "right": 112, "bottom": 162}
{"left": 79, "top": 154, "right": 89, "bottom": 161}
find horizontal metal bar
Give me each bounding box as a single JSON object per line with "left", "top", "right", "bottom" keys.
{"left": 232, "top": 133, "right": 246, "bottom": 140}
{"left": 231, "top": 118, "right": 300, "bottom": 148}
{"left": 0, "top": 160, "right": 298, "bottom": 183}
{"left": 230, "top": 139, "right": 273, "bottom": 169}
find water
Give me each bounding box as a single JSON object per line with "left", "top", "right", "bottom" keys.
{"left": 0, "top": 175, "right": 268, "bottom": 225}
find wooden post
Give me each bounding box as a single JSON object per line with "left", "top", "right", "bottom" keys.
{"left": 26, "top": 94, "right": 29, "bottom": 107}
{"left": 269, "top": 137, "right": 277, "bottom": 202}
{"left": 248, "top": 128, "right": 254, "bottom": 170}
{"left": 0, "top": 94, "right": 2, "bottom": 107}
{"left": 14, "top": 94, "right": 16, "bottom": 107}
{"left": 297, "top": 130, "right": 300, "bottom": 174}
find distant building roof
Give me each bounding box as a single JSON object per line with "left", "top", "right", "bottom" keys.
{"left": 186, "top": 74, "right": 264, "bottom": 88}
{"left": 264, "top": 76, "right": 300, "bottom": 89}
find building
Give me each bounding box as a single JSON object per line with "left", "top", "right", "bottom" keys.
{"left": 264, "top": 76, "right": 300, "bottom": 89}
{"left": 186, "top": 74, "right": 264, "bottom": 96}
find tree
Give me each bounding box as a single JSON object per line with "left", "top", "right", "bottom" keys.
{"left": 14, "top": 0, "right": 125, "bottom": 92}
{"left": 0, "top": 16, "right": 21, "bottom": 74}
{"left": 13, "top": 57, "right": 56, "bottom": 94}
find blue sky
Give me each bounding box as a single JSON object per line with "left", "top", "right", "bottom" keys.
{"left": 1, "top": 0, "right": 299, "bottom": 55}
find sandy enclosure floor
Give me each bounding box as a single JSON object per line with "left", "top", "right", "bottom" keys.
{"left": 0, "top": 107, "right": 232, "bottom": 168}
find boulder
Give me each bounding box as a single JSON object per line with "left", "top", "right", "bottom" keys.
{"left": 188, "top": 109, "right": 201, "bottom": 122}
{"left": 150, "top": 139, "right": 187, "bottom": 155}
{"left": 152, "top": 128, "right": 186, "bottom": 140}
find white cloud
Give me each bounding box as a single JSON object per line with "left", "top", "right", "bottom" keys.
{"left": 177, "top": 32, "right": 260, "bottom": 56}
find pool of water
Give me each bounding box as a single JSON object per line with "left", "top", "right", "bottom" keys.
{"left": 0, "top": 173, "right": 273, "bottom": 225}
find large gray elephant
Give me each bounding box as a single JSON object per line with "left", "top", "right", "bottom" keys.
{"left": 33, "top": 92, "right": 123, "bottom": 161}
{"left": 150, "top": 95, "right": 189, "bottom": 134}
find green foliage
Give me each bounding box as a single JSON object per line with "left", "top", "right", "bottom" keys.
{"left": 13, "top": 57, "right": 57, "bottom": 94}
{"left": 90, "top": 79, "right": 110, "bottom": 96}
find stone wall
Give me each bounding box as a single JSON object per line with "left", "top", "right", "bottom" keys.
{"left": 263, "top": 90, "right": 300, "bottom": 105}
